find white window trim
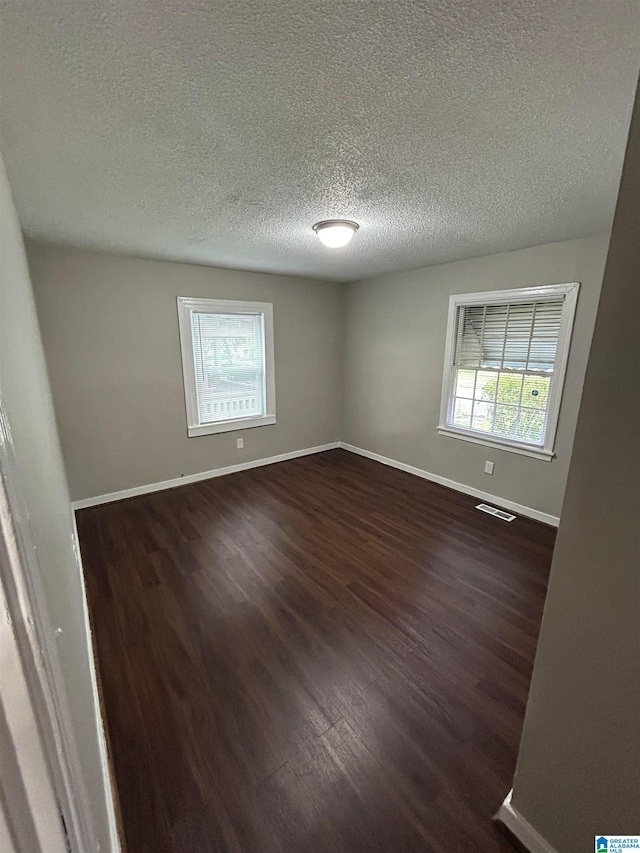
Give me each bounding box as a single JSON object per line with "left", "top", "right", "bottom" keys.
{"left": 437, "top": 282, "right": 580, "bottom": 461}
{"left": 177, "top": 297, "right": 276, "bottom": 438}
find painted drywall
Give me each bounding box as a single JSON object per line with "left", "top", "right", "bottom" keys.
{"left": 28, "top": 244, "right": 344, "bottom": 502}
{"left": 0, "top": 160, "right": 114, "bottom": 847}
{"left": 509, "top": 88, "right": 640, "bottom": 852}
{"left": 343, "top": 234, "right": 609, "bottom": 519}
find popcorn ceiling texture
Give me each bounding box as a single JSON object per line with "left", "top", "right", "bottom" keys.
{"left": 0, "top": 0, "right": 638, "bottom": 281}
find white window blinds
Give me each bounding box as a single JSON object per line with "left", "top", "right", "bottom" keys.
{"left": 439, "top": 284, "right": 579, "bottom": 457}
{"left": 190, "top": 311, "right": 266, "bottom": 425}
{"left": 447, "top": 299, "right": 565, "bottom": 447}
{"left": 454, "top": 300, "right": 564, "bottom": 372}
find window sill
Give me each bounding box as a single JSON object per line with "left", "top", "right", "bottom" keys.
{"left": 437, "top": 425, "right": 554, "bottom": 461}
{"left": 188, "top": 415, "right": 276, "bottom": 438}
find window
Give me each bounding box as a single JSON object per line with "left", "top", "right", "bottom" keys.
{"left": 177, "top": 297, "right": 276, "bottom": 437}
{"left": 438, "top": 283, "right": 579, "bottom": 460}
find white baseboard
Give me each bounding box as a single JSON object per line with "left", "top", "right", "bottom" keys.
{"left": 495, "top": 790, "right": 559, "bottom": 853}
{"left": 72, "top": 442, "right": 340, "bottom": 510}
{"left": 72, "top": 440, "right": 559, "bottom": 527}
{"left": 339, "top": 443, "right": 560, "bottom": 527}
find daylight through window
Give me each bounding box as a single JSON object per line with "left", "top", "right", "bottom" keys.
{"left": 438, "top": 284, "right": 579, "bottom": 459}
{"left": 177, "top": 298, "right": 276, "bottom": 437}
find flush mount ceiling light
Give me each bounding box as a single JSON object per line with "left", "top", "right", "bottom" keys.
{"left": 312, "top": 219, "right": 359, "bottom": 248}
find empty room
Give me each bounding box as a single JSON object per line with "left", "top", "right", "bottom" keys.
{"left": 0, "top": 2, "right": 638, "bottom": 852}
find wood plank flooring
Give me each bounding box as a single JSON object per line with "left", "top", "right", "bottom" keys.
{"left": 77, "top": 448, "right": 555, "bottom": 853}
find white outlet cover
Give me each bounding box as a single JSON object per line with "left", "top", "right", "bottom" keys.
{"left": 484, "top": 461, "right": 494, "bottom": 475}
{"left": 237, "top": 438, "right": 244, "bottom": 449}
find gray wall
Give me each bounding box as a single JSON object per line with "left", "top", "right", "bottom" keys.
{"left": 32, "top": 236, "right": 609, "bottom": 518}
{"left": 510, "top": 89, "right": 639, "bottom": 851}
{"left": 0, "top": 160, "right": 113, "bottom": 847}
{"left": 343, "top": 234, "right": 609, "bottom": 519}
{"left": 28, "top": 245, "right": 344, "bottom": 502}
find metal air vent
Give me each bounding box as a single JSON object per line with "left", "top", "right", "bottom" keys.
{"left": 476, "top": 503, "right": 516, "bottom": 522}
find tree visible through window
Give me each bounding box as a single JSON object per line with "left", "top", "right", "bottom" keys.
{"left": 451, "top": 363, "right": 552, "bottom": 446}
{"left": 439, "top": 284, "right": 579, "bottom": 459}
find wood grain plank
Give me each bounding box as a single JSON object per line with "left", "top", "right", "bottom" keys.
{"left": 77, "top": 448, "right": 553, "bottom": 852}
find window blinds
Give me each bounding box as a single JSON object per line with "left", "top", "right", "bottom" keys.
{"left": 454, "top": 300, "right": 564, "bottom": 372}
{"left": 447, "top": 298, "right": 565, "bottom": 446}
{"left": 190, "top": 312, "right": 266, "bottom": 425}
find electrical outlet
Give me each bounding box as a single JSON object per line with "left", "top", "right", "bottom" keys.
{"left": 236, "top": 438, "right": 244, "bottom": 449}
{"left": 484, "top": 460, "right": 494, "bottom": 475}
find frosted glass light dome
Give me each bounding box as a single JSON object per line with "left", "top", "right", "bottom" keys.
{"left": 312, "top": 219, "right": 359, "bottom": 248}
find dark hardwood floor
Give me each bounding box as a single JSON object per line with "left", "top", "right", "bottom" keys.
{"left": 77, "top": 448, "right": 555, "bottom": 853}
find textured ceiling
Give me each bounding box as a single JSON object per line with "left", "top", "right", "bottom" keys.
{"left": 1, "top": 1, "right": 638, "bottom": 281}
